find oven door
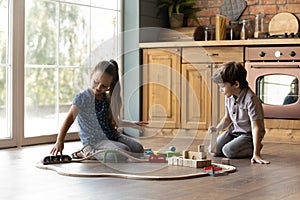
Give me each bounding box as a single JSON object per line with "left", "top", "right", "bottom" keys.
{"left": 245, "top": 62, "right": 300, "bottom": 119}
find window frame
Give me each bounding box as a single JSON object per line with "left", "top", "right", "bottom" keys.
{"left": 0, "top": 0, "right": 123, "bottom": 148}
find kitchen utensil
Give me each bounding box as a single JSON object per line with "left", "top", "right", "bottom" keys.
{"left": 220, "top": 0, "right": 247, "bottom": 21}
{"left": 215, "top": 14, "right": 227, "bottom": 40}
{"left": 268, "top": 12, "right": 299, "bottom": 36}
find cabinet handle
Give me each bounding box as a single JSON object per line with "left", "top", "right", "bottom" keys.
{"left": 207, "top": 53, "right": 219, "bottom": 56}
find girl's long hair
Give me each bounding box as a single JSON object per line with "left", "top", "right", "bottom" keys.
{"left": 91, "top": 60, "right": 122, "bottom": 128}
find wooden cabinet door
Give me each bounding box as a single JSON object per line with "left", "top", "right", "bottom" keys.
{"left": 211, "top": 64, "right": 225, "bottom": 126}
{"left": 181, "top": 64, "right": 211, "bottom": 129}
{"left": 142, "top": 48, "right": 181, "bottom": 129}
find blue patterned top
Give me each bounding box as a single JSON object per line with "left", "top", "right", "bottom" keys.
{"left": 95, "top": 92, "right": 120, "bottom": 140}
{"left": 72, "top": 89, "right": 119, "bottom": 146}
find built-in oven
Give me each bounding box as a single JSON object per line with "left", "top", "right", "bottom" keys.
{"left": 245, "top": 46, "right": 300, "bottom": 119}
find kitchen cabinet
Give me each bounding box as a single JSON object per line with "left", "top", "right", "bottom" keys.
{"left": 142, "top": 48, "right": 181, "bottom": 129}
{"left": 142, "top": 46, "right": 244, "bottom": 130}
{"left": 181, "top": 63, "right": 211, "bottom": 129}
{"left": 140, "top": 39, "right": 300, "bottom": 143}
{"left": 182, "top": 46, "right": 244, "bottom": 128}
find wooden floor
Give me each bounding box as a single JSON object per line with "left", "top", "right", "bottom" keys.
{"left": 1, "top": 137, "right": 300, "bottom": 200}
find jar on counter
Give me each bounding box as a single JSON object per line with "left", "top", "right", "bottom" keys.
{"left": 193, "top": 25, "right": 215, "bottom": 41}
{"left": 240, "top": 19, "right": 253, "bottom": 40}
{"left": 203, "top": 25, "right": 215, "bottom": 41}
{"left": 254, "top": 14, "right": 265, "bottom": 38}
{"left": 229, "top": 20, "right": 241, "bottom": 40}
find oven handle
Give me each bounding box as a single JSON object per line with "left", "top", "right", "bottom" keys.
{"left": 250, "top": 65, "right": 300, "bottom": 68}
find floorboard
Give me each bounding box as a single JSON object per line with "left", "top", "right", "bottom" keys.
{"left": 1, "top": 137, "right": 299, "bottom": 200}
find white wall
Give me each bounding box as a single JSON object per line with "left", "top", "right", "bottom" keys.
{"left": 123, "top": 0, "right": 140, "bottom": 136}
{"left": 123, "top": 0, "right": 167, "bottom": 136}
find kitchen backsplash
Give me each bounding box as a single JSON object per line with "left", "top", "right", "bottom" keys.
{"left": 189, "top": 0, "right": 300, "bottom": 32}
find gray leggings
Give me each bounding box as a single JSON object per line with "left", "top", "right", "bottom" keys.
{"left": 91, "top": 134, "right": 144, "bottom": 161}
{"left": 215, "top": 129, "right": 253, "bottom": 158}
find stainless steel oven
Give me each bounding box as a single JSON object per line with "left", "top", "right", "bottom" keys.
{"left": 245, "top": 46, "right": 300, "bottom": 119}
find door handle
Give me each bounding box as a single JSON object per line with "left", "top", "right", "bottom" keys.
{"left": 207, "top": 53, "right": 219, "bottom": 56}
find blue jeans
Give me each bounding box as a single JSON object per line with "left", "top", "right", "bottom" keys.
{"left": 215, "top": 128, "right": 253, "bottom": 158}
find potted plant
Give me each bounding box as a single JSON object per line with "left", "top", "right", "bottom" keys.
{"left": 156, "top": 0, "right": 201, "bottom": 28}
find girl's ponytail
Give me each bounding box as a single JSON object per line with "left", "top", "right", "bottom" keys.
{"left": 91, "top": 60, "right": 122, "bottom": 127}
{"left": 108, "top": 59, "right": 122, "bottom": 126}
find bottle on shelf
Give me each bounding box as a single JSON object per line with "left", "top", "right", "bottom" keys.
{"left": 240, "top": 19, "right": 253, "bottom": 40}
{"left": 240, "top": 19, "right": 246, "bottom": 40}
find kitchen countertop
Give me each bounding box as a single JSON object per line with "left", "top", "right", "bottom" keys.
{"left": 139, "top": 38, "right": 300, "bottom": 48}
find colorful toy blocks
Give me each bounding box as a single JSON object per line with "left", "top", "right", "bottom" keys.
{"left": 148, "top": 154, "right": 167, "bottom": 163}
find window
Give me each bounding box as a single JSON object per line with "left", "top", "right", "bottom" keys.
{"left": 0, "top": 0, "right": 121, "bottom": 147}
{"left": 0, "top": 0, "right": 11, "bottom": 140}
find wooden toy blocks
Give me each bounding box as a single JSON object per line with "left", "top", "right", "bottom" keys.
{"left": 221, "top": 158, "right": 230, "bottom": 165}
{"left": 167, "top": 144, "right": 211, "bottom": 168}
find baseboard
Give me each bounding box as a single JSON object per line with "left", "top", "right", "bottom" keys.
{"left": 141, "top": 128, "right": 300, "bottom": 144}
{"left": 264, "top": 128, "right": 300, "bottom": 144}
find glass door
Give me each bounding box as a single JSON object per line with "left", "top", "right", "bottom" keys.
{"left": 0, "top": 0, "right": 121, "bottom": 148}
{"left": 23, "top": 0, "right": 122, "bottom": 145}
{"left": 0, "top": 0, "right": 15, "bottom": 148}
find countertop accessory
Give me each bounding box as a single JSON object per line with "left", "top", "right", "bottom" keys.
{"left": 215, "top": 14, "right": 227, "bottom": 40}
{"left": 268, "top": 12, "right": 299, "bottom": 36}
{"left": 220, "top": 0, "right": 247, "bottom": 21}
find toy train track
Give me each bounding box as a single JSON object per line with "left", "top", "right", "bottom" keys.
{"left": 37, "top": 147, "right": 236, "bottom": 180}
{"left": 41, "top": 148, "right": 149, "bottom": 165}
{"left": 36, "top": 161, "right": 236, "bottom": 180}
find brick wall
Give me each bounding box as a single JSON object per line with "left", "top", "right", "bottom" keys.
{"left": 189, "top": 0, "right": 300, "bottom": 32}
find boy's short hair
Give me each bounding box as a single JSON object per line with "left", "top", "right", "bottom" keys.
{"left": 212, "top": 61, "right": 249, "bottom": 89}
